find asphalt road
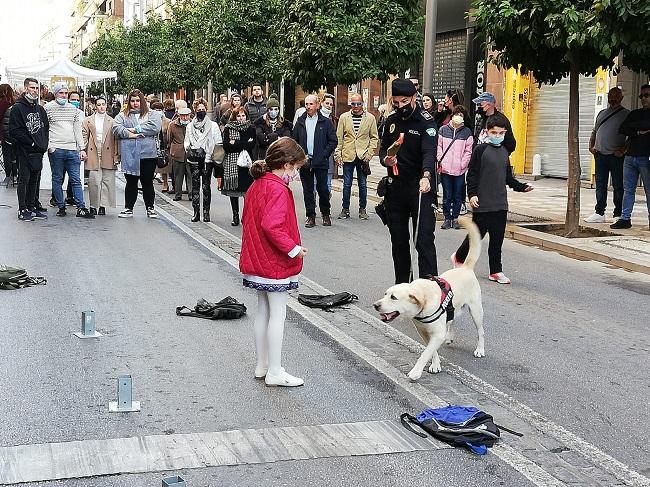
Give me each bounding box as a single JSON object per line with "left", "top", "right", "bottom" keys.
{"left": 1, "top": 177, "right": 648, "bottom": 484}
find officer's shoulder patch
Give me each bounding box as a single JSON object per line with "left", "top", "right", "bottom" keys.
{"left": 426, "top": 127, "right": 437, "bottom": 137}
{"left": 421, "top": 110, "right": 433, "bottom": 121}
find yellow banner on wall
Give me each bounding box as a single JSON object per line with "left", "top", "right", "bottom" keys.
{"left": 502, "top": 67, "right": 530, "bottom": 174}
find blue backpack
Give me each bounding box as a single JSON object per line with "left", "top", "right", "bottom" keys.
{"left": 400, "top": 405, "right": 522, "bottom": 455}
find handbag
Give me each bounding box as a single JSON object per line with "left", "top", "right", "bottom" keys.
{"left": 236, "top": 150, "right": 252, "bottom": 168}
{"left": 361, "top": 159, "right": 372, "bottom": 176}
{"left": 186, "top": 147, "right": 206, "bottom": 163}
{"left": 155, "top": 133, "right": 168, "bottom": 169}
{"left": 375, "top": 199, "right": 389, "bottom": 226}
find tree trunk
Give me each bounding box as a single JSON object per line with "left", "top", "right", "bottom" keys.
{"left": 565, "top": 61, "right": 581, "bottom": 237}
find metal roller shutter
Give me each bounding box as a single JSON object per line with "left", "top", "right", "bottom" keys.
{"left": 525, "top": 76, "right": 596, "bottom": 179}
{"left": 418, "top": 30, "right": 467, "bottom": 102}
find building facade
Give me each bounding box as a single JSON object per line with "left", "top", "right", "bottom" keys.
{"left": 69, "top": 0, "right": 124, "bottom": 62}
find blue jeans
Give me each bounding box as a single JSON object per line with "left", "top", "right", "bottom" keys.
{"left": 342, "top": 158, "right": 368, "bottom": 210}
{"left": 49, "top": 149, "right": 84, "bottom": 209}
{"left": 441, "top": 173, "right": 465, "bottom": 219}
{"left": 621, "top": 155, "right": 650, "bottom": 221}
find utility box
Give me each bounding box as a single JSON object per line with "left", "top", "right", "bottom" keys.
{"left": 162, "top": 476, "right": 186, "bottom": 487}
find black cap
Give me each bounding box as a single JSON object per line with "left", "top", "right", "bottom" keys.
{"left": 391, "top": 78, "right": 417, "bottom": 97}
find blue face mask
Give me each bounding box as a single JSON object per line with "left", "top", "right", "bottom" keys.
{"left": 56, "top": 97, "right": 67, "bottom": 106}
{"left": 488, "top": 135, "right": 505, "bottom": 146}
{"left": 70, "top": 101, "right": 80, "bottom": 108}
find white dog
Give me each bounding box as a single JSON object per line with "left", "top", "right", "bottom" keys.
{"left": 373, "top": 218, "right": 485, "bottom": 381}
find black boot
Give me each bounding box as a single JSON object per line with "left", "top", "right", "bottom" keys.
{"left": 231, "top": 211, "right": 240, "bottom": 226}
{"left": 203, "top": 211, "right": 210, "bottom": 223}
{"left": 191, "top": 207, "right": 200, "bottom": 222}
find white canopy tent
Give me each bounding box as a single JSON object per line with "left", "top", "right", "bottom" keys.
{"left": 4, "top": 58, "right": 118, "bottom": 191}
{"left": 4, "top": 58, "right": 117, "bottom": 86}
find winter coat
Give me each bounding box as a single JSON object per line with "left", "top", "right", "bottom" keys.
{"left": 254, "top": 116, "right": 292, "bottom": 160}
{"left": 166, "top": 119, "right": 187, "bottom": 162}
{"left": 334, "top": 110, "right": 379, "bottom": 163}
{"left": 82, "top": 114, "right": 119, "bottom": 170}
{"left": 244, "top": 96, "right": 268, "bottom": 123}
{"left": 0, "top": 100, "right": 12, "bottom": 142}
{"left": 292, "top": 111, "right": 338, "bottom": 170}
{"left": 239, "top": 172, "right": 303, "bottom": 280}
{"left": 437, "top": 122, "right": 473, "bottom": 176}
{"left": 222, "top": 124, "right": 256, "bottom": 195}
{"left": 8, "top": 94, "right": 49, "bottom": 156}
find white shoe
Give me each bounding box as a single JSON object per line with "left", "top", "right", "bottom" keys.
{"left": 118, "top": 208, "right": 133, "bottom": 218}
{"left": 489, "top": 272, "right": 511, "bottom": 284}
{"left": 254, "top": 366, "right": 268, "bottom": 379}
{"left": 265, "top": 370, "right": 304, "bottom": 387}
{"left": 584, "top": 212, "right": 605, "bottom": 223}
{"left": 146, "top": 207, "right": 158, "bottom": 219}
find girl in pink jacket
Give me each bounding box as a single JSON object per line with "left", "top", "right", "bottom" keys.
{"left": 240, "top": 137, "right": 307, "bottom": 387}
{"left": 437, "top": 105, "right": 474, "bottom": 229}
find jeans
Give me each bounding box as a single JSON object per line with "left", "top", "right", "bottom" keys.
{"left": 16, "top": 154, "right": 40, "bottom": 211}
{"left": 621, "top": 155, "right": 650, "bottom": 221}
{"left": 190, "top": 161, "right": 213, "bottom": 214}
{"left": 342, "top": 158, "right": 368, "bottom": 210}
{"left": 456, "top": 210, "right": 507, "bottom": 274}
{"left": 124, "top": 158, "right": 157, "bottom": 209}
{"left": 440, "top": 173, "right": 465, "bottom": 219}
{"left": 301, "top": 166, "right": 330, "bottom": 217}
{"left": 594, "top": 152, "right": 624, "bottom": 216}
{"left": 49, "top": 149, "right": 84, "bottom": 209}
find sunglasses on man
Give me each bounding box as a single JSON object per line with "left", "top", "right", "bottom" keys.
{"left": 350, "top": 101, "right": 363, "bottom": 107}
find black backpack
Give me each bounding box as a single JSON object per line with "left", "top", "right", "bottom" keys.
{"left": 0, "top": 265, "right": 46, "bottom": 290}
{"left": 176, "top": 297, "right": 247, "bottom": 320}
{"left": 400, "top": 405, "right": 522, "bottom": 455}
{"left": 297, "top": 292, "right": 358, "bottom": 310}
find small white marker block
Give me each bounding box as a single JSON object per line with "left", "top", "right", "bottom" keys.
{"left": 74, "top": 310, "right": 103, "bottom": 339}
{"left": 109, "top": 375, "right": 141, "bottom": 412}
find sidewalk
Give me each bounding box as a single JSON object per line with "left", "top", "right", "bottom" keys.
{"left": 332, "top": 157, "right": 650, "bottom": 274}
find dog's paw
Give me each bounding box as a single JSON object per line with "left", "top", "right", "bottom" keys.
{"left": 428, "top": 361, "right": 442, "bottom": 374}
{"left": 473, "top": 347, "right": 485, "bottom": 358}
{"left": 407, "top": 368, "right": 423, "bottom": 381}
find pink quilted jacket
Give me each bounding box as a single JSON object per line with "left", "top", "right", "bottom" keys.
{"left": 437, "top": 123, "right": 474, "bottom": 176}
{"left": 239, "top": 173, "right": 303, "bottom": 279}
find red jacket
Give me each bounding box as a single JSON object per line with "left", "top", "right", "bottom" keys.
{"left": 240, "top": 173, "right": 303, "bottom": 279}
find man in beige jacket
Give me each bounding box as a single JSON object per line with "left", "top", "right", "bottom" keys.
{"left": 334, "top": 93, "right": 379, "bottom": 220}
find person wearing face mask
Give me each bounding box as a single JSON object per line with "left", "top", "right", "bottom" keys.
{"left": 240, "top": 137, "right": 308, "bottom": 387}
{"left": 44, "top": 82, "right": 94, "bottom": 218}
{"left": 379, "top": 78, "right": 439, "bottom": 284}
{"left": 255, "top": 95, "right": 292, "bottom": 160}
{"left": 184, "top": 98, "right": 222, "bottom": 222}
{"left": 422, "top": 93, "right": 436, "bottom": 116}
{"left": 81, "top": 96, "right": 118, "bottom": 216}
{"left": 437, "top": 105, "right": 474, "bottom": 229}
{"left": 167, "top": 107, "right": 192, "bottom": 201}
{"left": 8, "top": 77, "right": 49, "bottom": 221}
{"left": 472, "top": 92, "right": 515, "bottom": 153}
{"left": 451, "top": 113, "right": 533, "bottom": 285}
{"left": 222, "top": 106, "right": 256, "bottom": 226}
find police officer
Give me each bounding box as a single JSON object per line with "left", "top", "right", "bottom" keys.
{"left": 380, "top": 78, "right": 438, "bottom": 284}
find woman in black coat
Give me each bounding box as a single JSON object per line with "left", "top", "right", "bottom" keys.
{"left": 254, "top": 97, "right": 292, "bottom": 160}
{"left": 221, "top": 106, "right": 256, "bottom": 226}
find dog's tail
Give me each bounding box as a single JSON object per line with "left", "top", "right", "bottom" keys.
{"left": 458, "top": 218, "right": 482, "bottom": 269}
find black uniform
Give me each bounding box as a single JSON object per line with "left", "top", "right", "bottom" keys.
{"left": 379, "top": 106, "right": 439, "bottom": 283}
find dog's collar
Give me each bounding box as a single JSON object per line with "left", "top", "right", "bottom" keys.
{"left": 414, "top": 276, "right": 454, "bottom": 324}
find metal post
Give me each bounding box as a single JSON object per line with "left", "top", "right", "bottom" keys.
{"left": 162, "top": 476, "right": 186, "bottom": 487}
{"left": 279, "top": 78, "right": 285, "bottom": 118}
{"left": 109, "top": 375, "right": 141, "bottom": 412}
{"left": 74, "top": 310, "right": 103, "bottom": 338}
{"left": 422, "top": 0, "right": 437, "bottom": 94}
{"left": 207, "top": 80, "right": 213, "bottom": 114}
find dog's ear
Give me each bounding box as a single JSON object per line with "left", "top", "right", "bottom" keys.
{"left": 408, "top": 281, "right": 429, "bottom": 309}
{"left": 408, "top": 293, "right": 422, "bottom": 307}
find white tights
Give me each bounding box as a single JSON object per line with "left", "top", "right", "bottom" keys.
{"left": 254, "top": 290, "right": 289, "bottom": 375}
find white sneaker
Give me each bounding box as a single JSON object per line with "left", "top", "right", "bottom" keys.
{"left": 265, "top": 369, "right": 304, "bottom": 387}
{"left": 489, "top": 272, "right": 511, "bottom": 284}
{"left": 584, "top": 212, "right": 605, "bottom": 223}
{"left": 118, "top": 208, "right": 133, "bottom": 218}
{"left": 254, "top": 366, "right": 268, "bottom": 379}
{"left": 146, "top": 207, "right": 158, "bottom": 219}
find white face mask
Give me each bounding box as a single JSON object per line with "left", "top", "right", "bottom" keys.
{"left": 281, "top": 165, "right": 298, "bottom": 184}
{"left": 451, "top": 115, "right": 464, "bottom": 125}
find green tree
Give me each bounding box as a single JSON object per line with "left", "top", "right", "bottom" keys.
{"left": 81, "top": 25, "right": 130, "bottom": 95}
{"left": 282, "top": 0, "right": 424, "bottom": 91}
{"left": 473, "top": 0, "right": 650, "bottom": 236}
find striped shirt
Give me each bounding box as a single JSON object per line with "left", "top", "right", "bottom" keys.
{"left": 352, "top": 114, "right": 363, "bottom": 134}
{"left": 44, "top": 101, "right": 84, "bottom": 151}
